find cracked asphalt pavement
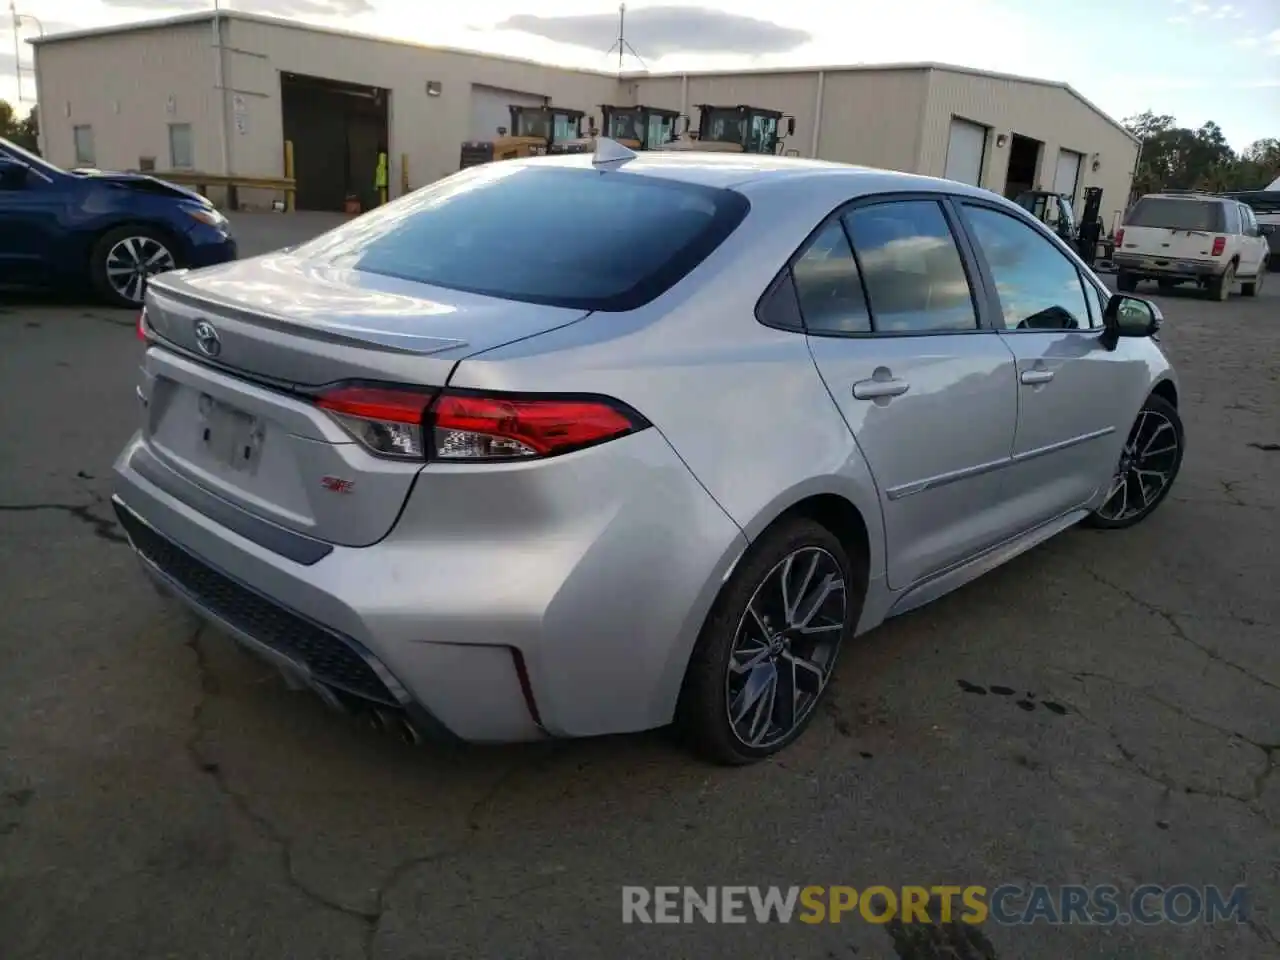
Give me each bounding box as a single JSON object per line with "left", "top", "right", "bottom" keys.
{"left": 1, "top": 215, "right": 1277, "bottom": 959}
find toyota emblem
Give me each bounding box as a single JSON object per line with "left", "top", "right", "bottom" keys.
{"left": 194, "top": 320, "right": 221, "bottom": 357}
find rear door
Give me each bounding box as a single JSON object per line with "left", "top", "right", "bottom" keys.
{"left": 1236, "top": 203, "right": 1268, "bottom": 276}
{"left": 1121, "top": 196, "right": 1225, "bottom": 263}
{"left": 800, "top": 195, "right": 1021, "bottom": 589}
{"left": 955, "top": 198, "right": 1133, "bottom": 523}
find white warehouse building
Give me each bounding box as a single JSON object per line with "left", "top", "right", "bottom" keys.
{"left": 30, "top": 10, "right": 1139, "bottom": 227}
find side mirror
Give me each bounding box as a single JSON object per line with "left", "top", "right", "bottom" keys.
{"left": 1260, "top": 223, "right": 1275, "bottom": 236}
{"left": 0, "top": 156, "right": 30, "bottom": 188}
{"left": 496, "top": 126, "right": 507, "bottom": 136}
{"left": 1104, "top": 294, "right": 1161, "bottom": 341}
{"left": 785, "top": 117, "right": 796, "bottom": 137}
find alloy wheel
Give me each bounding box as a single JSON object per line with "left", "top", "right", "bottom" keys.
{"left": 105, "top": 236, "right": 176, "bottom": 305}
{"left": 725, "top": 547, "right": 847, "bottom": 749}
{"left": 1093, "top": 409, "right": 1181, "bottom": 523}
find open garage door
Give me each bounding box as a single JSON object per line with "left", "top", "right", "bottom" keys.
{"left": 945, "top": 117, "right": 988, "bottom": 186}
{"left": 281, "top": 72, "right": 388, "bottom": 213}
{"left": 1054, "top": 149, "right": 1083, "bottom": 209}
{"left": 470, "top": 85, "right": 546, "bottom": 141}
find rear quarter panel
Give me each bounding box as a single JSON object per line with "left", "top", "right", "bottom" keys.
{"left": 447, "top": 177, "right": 890, "bottom": 599}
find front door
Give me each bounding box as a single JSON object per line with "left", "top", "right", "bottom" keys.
{"left": 0, "top": 160, "right": 61, "bottom": 286}
{"left": 955, "top": 199, "right": 1133, "bottom": 523}
{"left": 798, "top": 196, "right": 1020, "bottom": 589}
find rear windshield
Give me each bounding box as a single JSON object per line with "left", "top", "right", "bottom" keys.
{"left": 297, "top": 164, "right": 750, "bottom": 312}
{"left": 1126, "top": 197, "right": 1225, "bottom": 232}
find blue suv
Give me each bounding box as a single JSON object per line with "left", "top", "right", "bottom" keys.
{"left": 0, "top": 137, "right": 238, "bottom": 307}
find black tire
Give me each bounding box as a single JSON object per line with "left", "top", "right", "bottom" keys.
{"left": 1083, "top": 393, "right": 1184, "bottom": 531}
{"left": 89, "top": 225, "right": 181, "bottom": 309}
{"left": 1241, "top": 263, "right": 1266, "bottom": 297}
{"left": 1208, "top": 262, "right": 1235, "bottom": 302}
{"left": 676, "top": 517, "right": 864, "bottom": 765}
{"left": 1117, "top": 271, "right": 1138, "bottom": 293}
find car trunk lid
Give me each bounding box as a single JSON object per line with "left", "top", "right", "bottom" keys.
{"left": 1121, "top": 197, "right": 1226, "bottom": 263}
{"left": 137, "top": 255, "right": 590, "bottom": 547}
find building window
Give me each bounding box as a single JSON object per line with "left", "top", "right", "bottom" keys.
{"left": 168, "top": 123, "right": 194, "bottom": 169}
{"left": 73, "top": 125, "right": 95, "bottom": 166}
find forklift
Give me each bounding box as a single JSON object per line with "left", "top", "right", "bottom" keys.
{"left": 1014, "top": 186, "right": 1108, "bottom": 266}
{"left": 657, "top": 104, "right": 797, "bottom": 155}
{"left": 459, "top": 105, "right": 587, "bottom": 168}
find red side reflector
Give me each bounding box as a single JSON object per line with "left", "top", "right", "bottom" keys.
{"left": 1114, "top": 228, "right": 1124, "bottom": 248}
{"left": 1211, "top": 236, "right": 1226, "bottom": 256}
{"left": 315, "top": 385, "right": 436, "bottom": 424}
{"left": 431, "top": 392, "right": 639, "bottom": 457}
{"left": 136, "top": 309, "right": 148, "bottom": 341}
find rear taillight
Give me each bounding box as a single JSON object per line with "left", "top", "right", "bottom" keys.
{"left": 1211, "top": 236, "right": 1226, "bottom": 256}
{"left": 315, "top": 384, "right": 436, "bottom": 460}
{"left": 430, "top": 391, "right": 643, "bottom": 460}
{"left": 314, "top": 384, "right": 647, "bottom": 462}
{"left": 1114, "top": 228, "right": 1124, "bottom": 248}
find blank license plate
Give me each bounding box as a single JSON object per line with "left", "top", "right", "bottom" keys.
{"left": 198, "top": 394, "right": 264, "bottom": 472}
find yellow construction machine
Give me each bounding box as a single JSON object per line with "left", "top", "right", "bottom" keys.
{"left": 656, "top": 104, "right": 797, "bottom": 155}
{"left": 546, "top": 105, "right": 683, "bottom": 155}
{"left": 459, "top": 105, "right": 587, "bottom": 168}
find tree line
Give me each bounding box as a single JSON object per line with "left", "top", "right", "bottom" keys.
{"left": 1, "top": 100, "right": 40, "bottom": 152}
{"left": 1124, "top": 111, "right": 1279, "bottom": 195}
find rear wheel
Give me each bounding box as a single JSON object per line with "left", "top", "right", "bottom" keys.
{"left": 676, "top": 517, "right": 862, "bottom": 765}
{"left": 1084, "top": 394, "right": 1184, "bottom": 530}
{"left": 90, "top": 225, "right": 179, "bottom": 308}
{"left": 1208, "top": 262, "right": 1235, "bottom": 302}
{"left": 1242, "top": 263, "right": 1266, "bottom": 297}
{"left": 1117, "top": 271, "right": 1138, "bottom": 293}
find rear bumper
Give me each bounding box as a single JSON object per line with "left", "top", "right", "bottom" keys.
{"left": 112, "top": 428, "right": 747, "bottom": 744}
{"left": 1113, "top": 253, "right": 1223, "bottom": 281}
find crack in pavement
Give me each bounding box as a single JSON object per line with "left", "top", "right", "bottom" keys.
{"left": 1080, "top": 564, "right": 1280, "bottom": 695}
{"left": 182, "top": 626, "right": 564, "bottom": 960}
{"left": 0, "top": 501, "right": 127, "bottom": 545}
{"left": 1060, "top": 670, "right": 1277, "bottom": 820}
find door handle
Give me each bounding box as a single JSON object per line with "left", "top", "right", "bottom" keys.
{"left": 853, "top": 377, "right": 910, "bottom": 400}
{"left": 1020, "top": 369, "right": 1055, "bottom": 385}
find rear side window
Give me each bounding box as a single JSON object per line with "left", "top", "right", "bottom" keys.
{"left": 790, "top": 220, "right": 871, "bottom": 333}
{"left": 1126, "top": 197, "right": 1225, "bottom": 232}
{"left": 299, "top": 165, "right": 750, "bottom": 312}
{"left": 842, "top": 200, "right": 979, "bottom": 333}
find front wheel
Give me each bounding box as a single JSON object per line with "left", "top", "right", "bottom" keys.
{"left": 1084, "top": 394, "right": 1184, "bottom": 530}
{"left": 1241, "top": 264, "right": 1266, "bottom": 297}
{"left": 676, "top": 518, "right": 863, "bottom": 765}
{"left": 89, "top": 225, "right": 180, "bottom": 308}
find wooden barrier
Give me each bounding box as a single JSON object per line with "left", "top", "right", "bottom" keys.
{"left": 142, "top": 154, "right": 297, "bottom": 212}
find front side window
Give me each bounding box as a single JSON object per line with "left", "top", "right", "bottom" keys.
{"left": 646, "top": 113, "right": 674, "bottom": 148}
{"left": 963, "top": 204, "right": 1091, "bottom": 331}
{"left": 841, "top": 200, "right": 979, "bottom": 333}
{"left": 702, "top": 109, "right": 746, "bottom": 145}
{"left": 790, "top": 220, "right": 871, "bottom": 334}
{"left": 298, "top": 164, "right": 750, "bottom": 312}
{"left": 747, "top": 115, "right": 779, "bottom": 154}
{"left": 552, "top": 114, "right": 579, "bottom": 142}
{"left": 73, "top": 125, "right": 95, "bottom": 166}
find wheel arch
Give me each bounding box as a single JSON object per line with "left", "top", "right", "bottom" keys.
{"left": 1150, "top": 376, "right": 1178, "bottom": 409}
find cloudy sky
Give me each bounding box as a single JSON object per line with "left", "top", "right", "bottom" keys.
{"left": 3, "top": 0, "right": 1277, "bottom": 148}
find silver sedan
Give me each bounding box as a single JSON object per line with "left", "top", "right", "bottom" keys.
{"left": 113, "top": 145, "right": 1183, "bottom": 764}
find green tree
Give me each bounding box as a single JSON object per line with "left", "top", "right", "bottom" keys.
{"left": 0, "top": 99, "right": 39, "bottom": 153}
{"left": 1123, "top": 112, "right": 1278, "bottom": 196}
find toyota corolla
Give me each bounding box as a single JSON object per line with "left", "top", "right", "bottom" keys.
{"left": 112, "top": 145, "right": 1182, "bottom": 764}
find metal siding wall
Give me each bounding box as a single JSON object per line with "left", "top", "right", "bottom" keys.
{"left": 817, "top": 69, "right": 928, "bottom": 170}
{"left": 225, "top": 19, "right": 619, "bottom": 193}
{"left": 920, "top": 69, "right": 1139, "bottom": 230}
{"left": 32, "top": 24, "right": 221, "bottom": 174}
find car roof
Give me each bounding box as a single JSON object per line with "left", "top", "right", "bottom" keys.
{"left": 518, "top": 149, "right": 1006, "bottom": 203}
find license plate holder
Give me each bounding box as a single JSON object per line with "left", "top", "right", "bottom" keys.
{"left": 198, "top": 394, "right": 264, "bottom": 472}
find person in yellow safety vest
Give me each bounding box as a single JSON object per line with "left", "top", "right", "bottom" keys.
{"left": 374, "top": 148, "right": 388, "bottom": 206}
